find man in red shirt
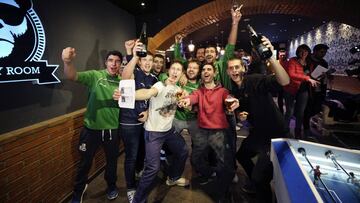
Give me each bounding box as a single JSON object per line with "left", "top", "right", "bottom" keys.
{"left": 179, "top": 63, "right": 239, "bottom": 202}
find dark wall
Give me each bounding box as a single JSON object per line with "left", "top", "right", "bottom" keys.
{"left": 0, "top": 0, "right": 136, "bottom": 134}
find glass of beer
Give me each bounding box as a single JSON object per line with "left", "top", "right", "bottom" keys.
{"left": 225, "top": 95, "right": 236, "bottom": 114}
{"left": 175, "top": 90, "right": 183, "bottom": 101}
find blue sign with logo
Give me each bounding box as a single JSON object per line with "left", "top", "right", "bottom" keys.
{"left": 0, "top": 0, "right": 60, "bottom": 84}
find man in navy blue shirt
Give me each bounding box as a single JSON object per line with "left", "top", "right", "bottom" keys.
{"left": 120, "top": 40, "right": 158, "bottom": 202}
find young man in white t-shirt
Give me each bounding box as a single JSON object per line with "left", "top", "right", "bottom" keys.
{"left": 132, "top": 61, "right": 189, "bottom": 203}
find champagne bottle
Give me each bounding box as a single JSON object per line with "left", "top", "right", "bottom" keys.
{"left": 247, "top": 24, "right": 273, "bottom": 60}
{"left": 136, "top": 23, "right": 148, "bottom": 57}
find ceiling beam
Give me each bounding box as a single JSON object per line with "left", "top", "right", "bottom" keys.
{"left": 148, "top": 0, "right": 359, "bottom": 53}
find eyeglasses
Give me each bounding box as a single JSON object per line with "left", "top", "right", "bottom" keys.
{"left": 0, "top": 3, "right": 27, "bottom": 26}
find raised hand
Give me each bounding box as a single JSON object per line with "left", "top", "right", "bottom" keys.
{"left": 175, "top": 33, "right": 185, "bottom": 44}
{"left": 231, "top": 4, "right": 243, "bottom": 24}
{"left": 132, "top": 39, "right": 144, "bottom": 57}
{"left": 125, "top": 39, "right": 135, "bottom": 55}
{"left": 261, "top": 36, "right": 274, "bottom": 53}
{"left": 62, "top": 47, "right": 76, "bottom": 63}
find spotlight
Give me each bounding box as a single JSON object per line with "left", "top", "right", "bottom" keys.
{"left": 350, "top": 45, "right": 360, "bottom": 54}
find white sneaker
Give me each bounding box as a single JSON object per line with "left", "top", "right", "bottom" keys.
{"left": 166, "top": 177, "right": 190, "bottom": 187}
{"left": 127, "top": 190, "right": 135, "bottom": 203}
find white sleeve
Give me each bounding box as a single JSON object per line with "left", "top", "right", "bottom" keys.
{"left": 152, "top": 81, "right": 164, "bottom": 95}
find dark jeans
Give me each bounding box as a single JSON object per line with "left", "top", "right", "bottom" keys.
{"left": 226, "top": 114, "right": 238, "bottom": 169}
{"left": 192, "top": 128, "right": 235, "bottom": 200}
{"left": 236, "top": 137, "right": 273, "bottom": 203}
{"left": 73, "top": 127, "right": 119, "bottom": 195}
{"left": 120, "top": 124, "right": 145, "bottom": 190}
{"left": 284, "top": 84, "right": 309, "bottom": 138}
{"left": 133, "top": 127, "right": 188, "bottom": 203}
{"left": 303, "top": 87, "right": 325, "bottom": 131}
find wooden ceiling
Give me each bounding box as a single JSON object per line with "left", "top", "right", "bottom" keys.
{"left": 148, "top": 0, "right": 360, "bottom": 52}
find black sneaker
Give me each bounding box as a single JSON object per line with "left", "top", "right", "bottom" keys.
{"left": 198, "top": 176, "right": 211, "bottom": 185}
{"left": 197, "top": 172, "right": 216, "bottom": 185}
{"left": 71, "top": 184, "right": 88, "bottom": 203}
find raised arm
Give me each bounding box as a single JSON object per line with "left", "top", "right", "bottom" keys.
{"left": 218, "top": 6, "right": 243, "bottom": 90}
{"left": 122, "top": 40, "right": 142, "bottom": 79}
{"left": 125, "top": 39, "right": 135, "bottom": 56}
{"left": 62, "top": 47, "right": 78, "bottom": 81}
{"left": 135, "top": 87, "right": 158, "bottom": 101}
{"left": 174, "top": 33, "right": 187, "bottom": 65}
{"left": 262, "top": 36, "right": 290, "bottom": 86}
{"left": 228, "top": 4, "right": 242, "bottom": 45}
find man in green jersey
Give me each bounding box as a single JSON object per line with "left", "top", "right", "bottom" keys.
{"left": 62, "top": 47, "right": 122, "bottom": 203}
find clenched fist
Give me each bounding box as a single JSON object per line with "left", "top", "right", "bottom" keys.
{"left": 62, "top": 47, "right": 76, "bottom": 63}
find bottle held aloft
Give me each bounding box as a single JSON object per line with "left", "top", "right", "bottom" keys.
{"left": 247, "top": 24, "right": 273, "bottom": 60}
{"left": 137, "top": 23, "right": 148, "bottom": 57}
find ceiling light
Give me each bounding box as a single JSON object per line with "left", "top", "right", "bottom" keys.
{"left": 188, "top": 40, "right": 195, "bottom": 52}
{"left": 220, "top": 48, "right": 225, "bottom": 56}
{"left": 243, "top": 18, "right": 250, "bottom": 22}
{"left": 141, "top": 2, "right": 145, "bottom": 7}
{"left": 269, "top": 22, "right": 277, "bottom": 26}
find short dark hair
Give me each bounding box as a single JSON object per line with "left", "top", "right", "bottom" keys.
{"left": 313, "top": 44, "right": 329, "bottom": 52}
{"left": 187, "top": 59, "right": 201, "bottom": 67}
{"left": 201, "top": 62, "right": 216, "bottom": 72}
{"left": 205, "top": 43, "right": 218, "bottom": 54}
{"left": 295, "top": 44, "right": 311, "bottom": 58}
{"left": 227, "top": 57, "right": 245, "bottom": 68}
{"left": 105, "top": 50, "right": 123, "bottom": 62}
{"left": 195, "top": 47, "right": 205, "bottom": 53}
{"left": 146, "top": 52, "right": 154, "bottom": 57}
{"left": 170, "top": 60, "right": 184, "bottom": 71}
{"left": 154, "top": 54, "right": 165, "bottom": 60}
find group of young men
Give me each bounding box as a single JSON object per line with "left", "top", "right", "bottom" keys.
{"left": 62, "top": 4, "right": 291, "bottom": 203}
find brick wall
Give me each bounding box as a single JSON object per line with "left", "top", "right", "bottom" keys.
{"left": 0, "top": 109, "right": 117, "bottom": 202}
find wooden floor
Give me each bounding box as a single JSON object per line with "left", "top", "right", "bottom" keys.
{"left": 72, "top": 128, "right": 257, "bottom": 203}
{"left": 65, "top": 118, "right": 359, "bottom": 203}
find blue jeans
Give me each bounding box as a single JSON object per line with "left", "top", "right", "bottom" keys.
{"left": 120, "top": 124, "right": 145, "bottom": 190}
{"left": 133, "top": 127, "right": 188, "bottom": 203}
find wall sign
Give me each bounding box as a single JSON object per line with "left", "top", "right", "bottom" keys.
{"left": 0, "top": 0, "right": 60, "bottom": 85}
